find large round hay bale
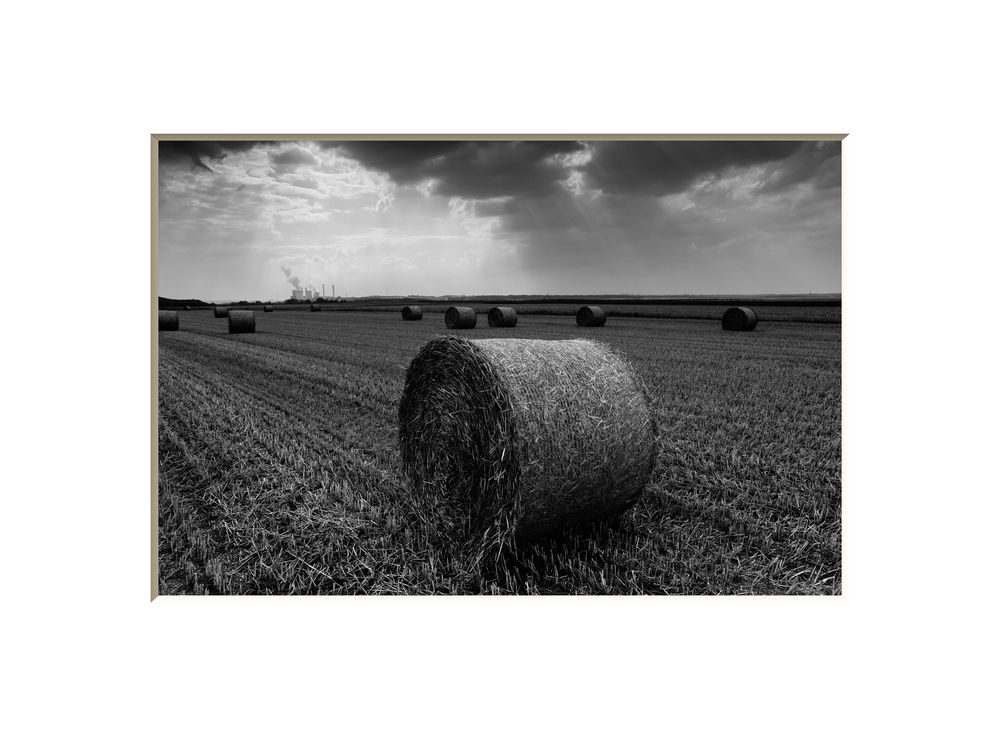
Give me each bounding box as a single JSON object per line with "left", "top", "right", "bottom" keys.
{"left": 310, "top": 304, "right": 321, "bottom": 312}
{"left": 214, "top": 306, "right": 229, "bottom": 318}
{"left": 402, "top": 305, "right": 423, "bottom": 321}
{"left": 398, "top": 336, "right": 657, "bottom": 545}
{"left": 487, "top": 306, "right": 518, "bottom": 328}
{"left": 576, "top": 305, "right": 606, "bottom": 327}
{"left": 158, "top": 310, "right": 179, "bottom": 331}
{"left": 445, "top": 306, "right": 477, "bottom": 329}
{"left": 263, "top": 304, "right": 274, "bottom": 312}
{"left": 228, "top": 310, "right": 256, "bottom": 334}
{"left": 722, "top": 306, "right": 758, "bottom": 331}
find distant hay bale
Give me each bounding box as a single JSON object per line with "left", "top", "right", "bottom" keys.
{"left": 398, "top": 336, "right": 657, "bottom": 546}
{"left": 402, "top": 305, "right": 423, "bottom": 321}
{"left": 263, "top": 305, "right": 274, "bottom": 312}
{"left": 445, "top": 306, "right": 477, "bottom": 329}
{"left": 576, "top": 305, "right": 606, "bottom": 327}
{"left": 158, "top": 310, "right": 179, "bottom": 331}
{"left": 310, "top": 304, "right": 321, "bottom": 312}
{"left": 722, "top": 306, "right": 758, "bottom": 331}
{"left": 487, "top": 306, "right": 518, "bottom": 328}
{"left": 228, "top": 310, "right": 256, "bottom": 334}
{"left": 214, "top": 306, "right": 229, "bottom": 318}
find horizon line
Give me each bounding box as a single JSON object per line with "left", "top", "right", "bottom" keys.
{"left": 161, "top": 291, "right": 843, "bottom": 304}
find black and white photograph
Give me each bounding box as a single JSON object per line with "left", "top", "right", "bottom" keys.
{"left": 155, "top": 137, "right": 842, "bottom": 595}
{"left": 6, "top": 2, "right": 1000, "bottom": 733}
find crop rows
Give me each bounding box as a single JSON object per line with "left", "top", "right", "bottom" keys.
{"left": 157, "top": 309, "right": 841, "bottom": 594}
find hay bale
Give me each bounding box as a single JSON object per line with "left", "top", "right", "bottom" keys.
{"left": 445, "top": 306, "right": 477, "bottom": 329}
{"left": 158, "top": 310, "right": 179, "bottom": 331}
{"left": 398, "top": 336, "right": 657, "bottom": 545}
{"left": 228, "top": 310, "right": 255, "bottom": 334}
{"left": 722, "top": 306, "right": 758, "bottom": 331}
{"left": 487, "top": 306, "right": 518, "bottom": 328}
{"left": 263, "top": 305, "right": 274, "bottom": 312}
{"left": 310, "top": 304, "right": 321, "bottom": 312}
{"left": 576, "top": 305, "right": 606, "bottom": 327}
{"left": 214, "top": 306, "right": 229, "bottom": 318}
{"left": 402, "top": 305, "right": 423, "bottom": 321}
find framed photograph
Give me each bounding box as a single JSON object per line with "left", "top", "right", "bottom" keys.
{"left": 153, "top": 135, "right": 842, "bottom": 595}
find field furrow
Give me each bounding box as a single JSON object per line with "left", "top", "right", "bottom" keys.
{"left": 158, "top": 308, "right": 841, "bottom": 594}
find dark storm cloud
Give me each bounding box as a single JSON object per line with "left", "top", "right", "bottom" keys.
{"left": 158, "top": 138, "right": 842, "bottom": 297}
{"left": 269, "top": 146, "right": 319, "bottom": 167}
{"left": 758, "top": 141, "right": 841, "bottom": 192}
{"left": 330, "top": 140, "right": 587, "bottom": 198}
{"left": 159, "top": 140, "right": 837, "bottom": 199}
{"left": 581, "top": 141, "right": 805, "bottom": 196}
{"left": 158, "top": 141, "right": 260, "bottom": 171}
{"left": 318, "top": 141, "right": 465, "bottom": 176}
{"left": 328, "top": 140, "right": 840, "bottom": 202}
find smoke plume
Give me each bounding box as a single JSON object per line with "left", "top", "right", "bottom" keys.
{"left": 281, "top": 265, "right": 301, "bottom": 288}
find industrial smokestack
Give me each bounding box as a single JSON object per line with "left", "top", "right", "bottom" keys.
{"left": 322, "top": 284, "right": 326, "bottom": 297}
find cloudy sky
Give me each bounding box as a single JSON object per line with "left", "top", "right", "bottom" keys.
{"left": 157, "top": 139, "right": 841, "bottom": 301}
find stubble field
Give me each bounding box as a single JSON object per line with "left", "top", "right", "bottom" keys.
{"left": 157, "top": 306, "right": 841, "bottom": 595}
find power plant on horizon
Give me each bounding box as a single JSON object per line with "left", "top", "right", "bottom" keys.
{"left": 291, "top": 283, "right": 334, "bottom": 300}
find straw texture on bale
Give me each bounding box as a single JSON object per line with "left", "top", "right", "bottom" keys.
{"left": 402, "top": 305, "right": 423, "bottom": 321}
{"left": 398, "top": 336, "right": 657, "bottom": 546}
{"left": 263, "top": 305, "right": 274, "bottom": 312}
{"left": 310, "top": 304, "right": 321, "bottom": 312}
{"left": 445, "top": 306, "right": 477, "bottom": 329}
{"left": 487, "top": 306, "right": 518, "bottom": 328}
{"left": 228, "top": 310, "right": 256, "bottom": 334}
{"left": 722, "top": 306, "right": 758, "bottom": 331}
{"left": 576, "top": 305, "right": 606, "bottom": 327}
{"left": 214, "top": 306, "right": 229, "bottom": 318}
{"left": 158, "top": 310, "right": 179, "bottom": 331}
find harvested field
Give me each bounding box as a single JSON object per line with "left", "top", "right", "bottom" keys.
{"left": 157, "top": 306, "right": 841, "bottom": 594}
{"left": 327, "top": 300, "right": 841, "bottom": 324}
